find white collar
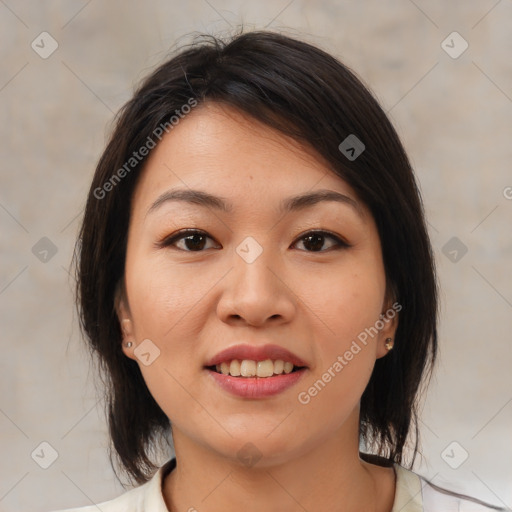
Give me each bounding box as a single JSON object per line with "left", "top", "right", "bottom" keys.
{"left": 144, "top": 459, "right": 425, "bottom": 512}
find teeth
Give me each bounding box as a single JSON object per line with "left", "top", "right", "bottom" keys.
{"left": 229, "top": 359, "right": 241, "bottom": 376}
{"left": 240, "top": 360, "right": 256, "bottom": 377}
{"left": 214, "top": 359, "right": 299, "bottom": 377}
{"left": 256, "top": 359, "right": 273, "bottom": 377}
{"left": 274, "top": 359, "right": 284, "bottom": 374}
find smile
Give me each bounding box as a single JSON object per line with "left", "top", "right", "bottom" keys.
{"left": 208, "top": 358, "right": 304, "bottom": 378}
{"left": 205, "top": 364, "right": 308, "bottom": 399}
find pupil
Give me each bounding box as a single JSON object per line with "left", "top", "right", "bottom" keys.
{"left": 304, "top": 233, "right": 323, "bottom": 252}
{"left": 185, "top": 234, "right": 205, "bottom": 251}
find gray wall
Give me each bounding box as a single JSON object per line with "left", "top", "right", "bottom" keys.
{"left": 1, "top": 1, "right": 511, "bottom": 511}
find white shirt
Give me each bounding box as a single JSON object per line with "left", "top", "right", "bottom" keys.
{"left": 51, "top": 458, "right": 506, "bottom": 512}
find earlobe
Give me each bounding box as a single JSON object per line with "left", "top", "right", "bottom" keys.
{"left": 376, "top": 335, "right": 395, "bottom": 359}
{"left": 120, "top": 318, "right": 137, "bottom": 359}
{"left": 121, "top": 341, "right": 136, "bottom": 360}
{"left": 376, "top": 295, "right": 400, "bottom": 358}
{"left": 115, "top": 282, "right": 137, "bottom": 359}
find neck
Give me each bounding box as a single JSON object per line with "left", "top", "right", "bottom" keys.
{"left": 162, "top": 414, "right": 396, "bottom": 512}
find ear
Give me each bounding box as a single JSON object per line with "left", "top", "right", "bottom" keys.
{"left": 375, "top": 289, "right": 401, "bottom": 359}
{"left": 114, "top": 280, "right": 137, "bottom": 361}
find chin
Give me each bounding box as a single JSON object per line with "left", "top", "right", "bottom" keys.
{"left": 206, "top": 428, "right": 308, "bottom": 469}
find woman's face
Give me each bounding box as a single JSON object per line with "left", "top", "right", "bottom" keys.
{"left": 117, "top": 102, "right": 397, "bottom": 467}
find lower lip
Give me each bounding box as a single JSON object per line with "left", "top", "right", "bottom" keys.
{"left": 205, "top": 368, "right": 307, "bottom": 399}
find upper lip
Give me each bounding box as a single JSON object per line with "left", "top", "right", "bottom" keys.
{"left": 204, "top": 343, "right": 309, "bottom": 368}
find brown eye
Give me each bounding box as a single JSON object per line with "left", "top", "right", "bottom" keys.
{"left": 160, "top": 229, "right": 220, "bottom": 252}
{"left": 293, "top": 230, "right": 349, "bottom": 252}
{"left": 158, "top": 229, "right": 349, "bottom": 253}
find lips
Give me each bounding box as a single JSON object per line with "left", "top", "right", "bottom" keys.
{"left": 203, "top": 343, "right": 308, "bottom": 368}
{"left": 206, "top": 368, "right": 307, "bottom": 398}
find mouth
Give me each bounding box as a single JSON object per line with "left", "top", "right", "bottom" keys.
{"left": 204, "top": 360, "right": 308, "bottom": 399}
{"left": 204, "top": 343, "right": 309, "bottom": 373}
{"left": 203, "top": 344, "right": 309, "bottom": 398}
{"left": 205, "top": 360, "right": 307, "bottom": 378}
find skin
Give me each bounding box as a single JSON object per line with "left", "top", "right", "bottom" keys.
{"left": 116, "top": 102, "right": 398, "bottom": 512}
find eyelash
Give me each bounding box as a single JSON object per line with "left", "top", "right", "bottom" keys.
{"left": 157, "top": 229, "right": 351, "bottom": 253}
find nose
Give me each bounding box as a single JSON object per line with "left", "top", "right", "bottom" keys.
{"left": 216, "top": 242, "right": 296, "bottom": 327}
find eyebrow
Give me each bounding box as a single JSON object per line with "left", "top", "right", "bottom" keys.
{"left": 146, "top": 188, "right": 364, "bottom": 219}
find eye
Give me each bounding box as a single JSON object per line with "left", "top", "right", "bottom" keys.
{"left": 158, "top": 229, "right": 220, "bottom": 252}
{"left": 292, "top": 230, "right": 350, "bottom": 252}
{"left": 157, "top": 229, "right": 350, "bottom": 253}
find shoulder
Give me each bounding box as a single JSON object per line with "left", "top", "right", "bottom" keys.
{"left": 393, "top": 464, "right": 508, "bottom": 512}
{"left": 420, "top": 476, "right": 507, "bottom": 512}
{"left": 48, "top": 484, "right": 146, "bottom": 512}
{"left": 48, "top": 459, "right": 176, "bottom": 512}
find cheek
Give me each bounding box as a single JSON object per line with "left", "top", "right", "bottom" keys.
{"left": 125, "top": 250, "right": 206, "bottom": 340}
{"left": 295, "top": 350, "right": 374, "bottom": 440}
{"left": 297, "top": 253, "right": 385, "bottom": 405}
{"left": 296, "top": 269, "right": 381, "bottom": 421}
{"left": 125, "top": 257, "right": 204, "bottom": 420}
{"left": 305, "top": 260, "right": 386, "bottom": 349}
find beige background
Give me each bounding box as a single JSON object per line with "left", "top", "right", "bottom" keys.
{"left": 1, "top": 1, "right": 511, "bottom": 511}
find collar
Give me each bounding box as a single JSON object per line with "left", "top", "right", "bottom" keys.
{"left": 391, "top": 463, "right": 424, "bottom": 511}
{"left": 143, "top": 457, "right": 176, "bottom": 512}
{"left": 145, "top": 458, "right": 424, "bottom": 512}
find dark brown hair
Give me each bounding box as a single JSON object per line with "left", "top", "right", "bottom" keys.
{"left": 74, "top": 29, "right": 438, "bottom": 485}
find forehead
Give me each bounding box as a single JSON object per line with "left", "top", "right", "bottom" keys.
{"left": 131, "top": 102, "right": 365, "bottom": 217}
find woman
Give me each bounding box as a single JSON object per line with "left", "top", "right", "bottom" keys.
{"left": 54, "top": 30, "right": 504, "bottom": 511}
